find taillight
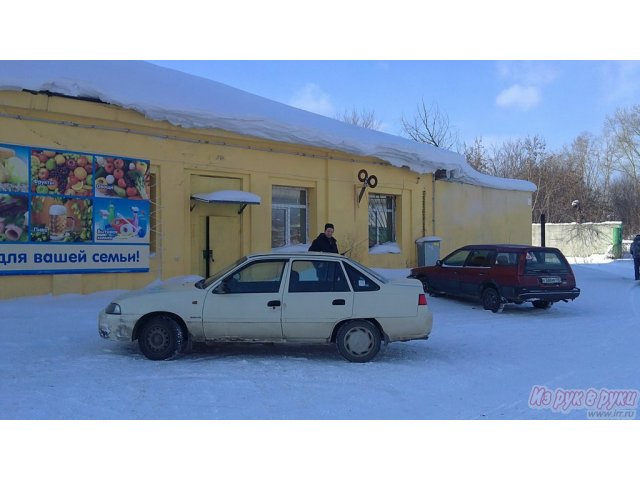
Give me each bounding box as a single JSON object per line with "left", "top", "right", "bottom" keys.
{"left": 418, "top": 293, "right": 427, "bottom": 305}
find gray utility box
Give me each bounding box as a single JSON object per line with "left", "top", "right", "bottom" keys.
{"left": 416, "top": 236, "right": 441, "bottom": 267}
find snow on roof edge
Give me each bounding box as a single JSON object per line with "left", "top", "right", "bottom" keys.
{"left": 191, "top": 190, "right": 261, "bottom": 204}
{"left": 0, "top": 61, "right": 536, "bottom": 193}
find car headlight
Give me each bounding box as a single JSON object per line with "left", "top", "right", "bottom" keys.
{"left": 105, "top": 303, "right": 122, "bottom": 315}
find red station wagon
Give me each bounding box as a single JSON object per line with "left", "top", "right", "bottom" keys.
{"left": 409, "top": 244, "right": 580, "bottom": 313}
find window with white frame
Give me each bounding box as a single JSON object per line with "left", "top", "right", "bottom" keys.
{"left": 272, "top": 186, "right": 308, "bottom": 248}
{"left": 368, "top": 193, "right": 396, "bottom": 247}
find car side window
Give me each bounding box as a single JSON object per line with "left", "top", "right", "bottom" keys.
{"left": 289, "top": 260, "right": 350, "bottom": 293}
{"left": 466, "top": 249, "right": 493, "bottom": 267}
{"left": 495, "top": 252, "right": 518, "bottom": 266}
{"left": 224, "top": 260, "right": 286, "bottom": 293}
{"left": 344, "top": 263, "right": 380, "bottom": 292}
{"left": 442, "top": 249, "right": 471, "bottom": 267}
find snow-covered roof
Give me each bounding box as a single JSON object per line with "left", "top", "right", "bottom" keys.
{"left": 0, "top": 60, "right": 536, "bottom": 192}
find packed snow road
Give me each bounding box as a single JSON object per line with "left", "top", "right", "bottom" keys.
{"left": 0, "top": 260, "right": 638, "bottom": 420}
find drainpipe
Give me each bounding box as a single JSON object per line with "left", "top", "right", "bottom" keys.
{"left": 431, "top": 174, "right": 436, "bottom": 235}
{"left": 421, "top": 190, "right": 426, "bottom": 237}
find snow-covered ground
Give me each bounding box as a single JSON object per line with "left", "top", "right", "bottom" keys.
{"left": 1, "top": 257, "right": 638, "bottom": 477}
{"left": 1, "top": 257, "right": 638, "bottom": 420}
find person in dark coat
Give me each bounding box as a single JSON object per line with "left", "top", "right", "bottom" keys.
{"left": 309, "top": 223, "right": 339, "bottom": 253}
{"left": 630, "top": 234, "right": 640, "bottom": 280}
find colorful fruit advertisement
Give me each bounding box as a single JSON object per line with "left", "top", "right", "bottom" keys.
{"left": 0, "top": 142, "right": 150, "bottom": 275}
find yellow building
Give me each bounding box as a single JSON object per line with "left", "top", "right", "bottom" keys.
{"left": 0, "top": 61, "right": 535, "bottom": 299}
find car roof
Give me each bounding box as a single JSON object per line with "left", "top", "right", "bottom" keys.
{"left": 460, "top": 244, "right": 561, "bottom": 251}
{"left": 246, "top": 251, "right": 345, "bottom": 259}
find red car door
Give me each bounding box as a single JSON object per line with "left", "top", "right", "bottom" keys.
{"left": 432, "top": 248, "right": 471, "bottom": 294}
{"left": 458, "top": 249, "right": 495, "bottom": 297}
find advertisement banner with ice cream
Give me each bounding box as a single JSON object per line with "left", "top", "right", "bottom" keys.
{"left": 0, "top": 142, "right": 150, "bottom": 275}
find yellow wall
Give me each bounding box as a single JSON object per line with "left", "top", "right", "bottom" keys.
{"left": 433, "top": 180, "right": 532, "bottom": 254}
{"left": 0, "top": 91, "right": 532, "bottom": 298}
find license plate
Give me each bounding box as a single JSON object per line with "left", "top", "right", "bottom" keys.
{"left": 541, "top": 276, "right": 561, "bottom": 284}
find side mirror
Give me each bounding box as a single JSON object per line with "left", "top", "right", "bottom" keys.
{"left": 436, "top": 260, "right": 443, "bottom": 266}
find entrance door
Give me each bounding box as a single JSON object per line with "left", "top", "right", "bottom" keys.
{"left": 207, "top": 215, "right": 241, "bottom": 276}
{"left": 190, "top": 174, "right": 244, "bottom": 278}
{"left": 190, "top": 210, "right": 241, "bottom": 278}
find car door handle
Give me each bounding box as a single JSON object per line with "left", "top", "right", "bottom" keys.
{"left": 332, "top": 299, "right": 346, "bottom": 305}
{"left": 267, "top": 300, "right": 281, "bottom": 308}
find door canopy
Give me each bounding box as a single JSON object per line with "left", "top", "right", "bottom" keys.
{"left": 190, "top": 190, "right": 261, "bottom": 213}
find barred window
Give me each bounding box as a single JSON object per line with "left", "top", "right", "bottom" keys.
{"left": 368, "top": 194, "right": 396, "bottom": 247}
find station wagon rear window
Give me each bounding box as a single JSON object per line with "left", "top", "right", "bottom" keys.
{"left": 524, "top": 250, "right": 569, "bottom": 273}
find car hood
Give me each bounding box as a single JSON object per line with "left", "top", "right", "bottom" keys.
{"left": 112, "top": 280, "right": 200, "bottom": 303}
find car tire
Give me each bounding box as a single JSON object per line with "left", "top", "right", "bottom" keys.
{"left": 482, "top": 287, "right": 505, "bottom": 313}
{"left": 533, "top": 300, "right": 553, "bottom": 309}
{"left": 138, "top": 315, "right": 184, "bottom": 361}
{"left": 336, "top": 320, "right": 382, "bottom": 363}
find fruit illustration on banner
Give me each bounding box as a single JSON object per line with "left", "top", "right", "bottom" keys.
{"left": 30, "top": 149, "right": 94, "bottom": 196}
{"left": 0, "top": 146, "right": 29, "bottom": 193}
{"left": 94, "top": 156, "right": 150, "bottom": 200}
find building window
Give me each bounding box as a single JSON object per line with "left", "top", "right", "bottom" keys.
{"left": 369, "top": 194, "right": 396, "bottom": 247}
{"left": 272, "top": 186, "right": 308, "bottom": 248}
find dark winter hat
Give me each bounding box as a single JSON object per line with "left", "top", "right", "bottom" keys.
{"left": 324, "top": 223, "right": 335, "bottom": 230}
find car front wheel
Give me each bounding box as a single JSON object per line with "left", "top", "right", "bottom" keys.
{"left": 482, "top": 287, "right": 505, "bottom": 313}
{"left": 336, "top": 320, "right": 381, "bottom": 363}
{"left": 138, "top": 315, "right": 184, "bottom": 361}
{"left": 419, "top": 277, "right": 438, "bottom": 296}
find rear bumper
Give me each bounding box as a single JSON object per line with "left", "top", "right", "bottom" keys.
{"left": 516, "top": 287, "right": 580, "bottom": 302}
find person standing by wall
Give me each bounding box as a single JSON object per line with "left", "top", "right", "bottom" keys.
{"left": 630, "top": 234, "right": 640, "bottom": 280}
{"left": 309, "top": 223, "right": 339, "bottom": 253}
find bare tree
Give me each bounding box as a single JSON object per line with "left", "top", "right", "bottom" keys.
{"left": 336, "top": 107, "right": 382, "bottom": 130}
{"left": 605, "top": 106, "right": 640, "bottom": 235}
{"left": 419, "top": 100, "right": 640, "bottom": 232}
{"left": 401, "top": 99, "right": 459, "bottom": 150}
{"left": 560, "top": 133, "right": 615, "bottom": 222}
{"left": 606, "top": 105, "right": 640, "bottom": 188}
{"left": 463, "top": 137, "right": 489, "bottom": 173}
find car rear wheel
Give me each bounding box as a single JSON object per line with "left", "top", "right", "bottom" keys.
{"left": 336, "top": 320, "right": 381, "bottom": 363}
{"left": 482, "top": 287, "right": 505, "bottom": 313}
{"left": 533, "top": 300, "right": 553, "bottom": 309}
{"left": 138, "top": 315, "right": 184, "bottom": 361}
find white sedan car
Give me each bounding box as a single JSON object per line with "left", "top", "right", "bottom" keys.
{"left": 98, "top": 252, "right": 433, "bottom": 362}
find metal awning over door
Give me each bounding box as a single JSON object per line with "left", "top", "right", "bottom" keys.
{"left": 190, "top": 190, "right": 261, "bottom": 213}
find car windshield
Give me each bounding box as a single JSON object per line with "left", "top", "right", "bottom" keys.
{"left": 196, "top": 257, "right": 248, "bottom": 289}
{"left": 524, "top": 250, "right": 569, "bottom": 273}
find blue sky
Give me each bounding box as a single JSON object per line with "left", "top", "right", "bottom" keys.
{"left": 7, "top": 2, "right": 639, "bottom": 154}
{"left": 150, "top": 60, "right": 640, "bottom": 152}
